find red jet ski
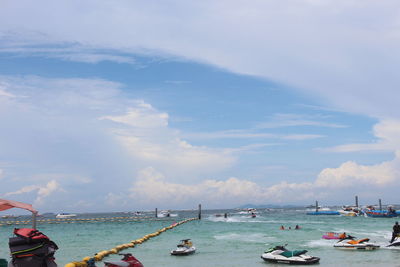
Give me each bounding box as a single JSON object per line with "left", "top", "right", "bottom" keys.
{"left": 104, "top": 253, "right": 143, "bottom": 267}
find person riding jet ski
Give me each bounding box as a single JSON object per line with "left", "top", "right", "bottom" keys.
{"left": 387, "top": 222, "right": 400, "bottom": 247}
{"left": 334, "top": 235, "right": 380, "bottom": 250}
{"left": 170, "top": 239, "right": 196, "bottom": 255}
{"left": 261, "top": 244, "right": 320, "bottom": 264}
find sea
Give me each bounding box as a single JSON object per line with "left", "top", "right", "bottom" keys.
{"left": 1, "top": 208, "right": 400, "bottom": 267}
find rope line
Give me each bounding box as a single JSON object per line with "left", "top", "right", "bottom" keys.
{"left": 64, "top": 217, "right": 197, "bottom": 267}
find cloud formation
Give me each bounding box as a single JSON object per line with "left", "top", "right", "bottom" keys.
{"left": 1, "top": 0, "right": 399, "bottom": 118}
{"left": 5, "top": 180, "right": 61, "bottom": 207}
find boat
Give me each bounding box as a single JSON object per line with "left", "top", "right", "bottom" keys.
{"left": 334, "top": 237, "right": 380, "bottom": 250}
{"left": 322, "top": 232, "right": 347, "bottom": 240}
{"left": 306, "top": 210, "right": 340, "bottom": 215}
{"left": 56, "top": 213, "right": 77, "bottom": 219}
{"left": 306, "top": 201, "right": 339, "bottom": 215}
{"left": 363, "top": 206, "right": 397, "bottom": 218}
{"left": 261, "top": 245, "right": 320, "bottom": 265}
{"left": 158, "top": 210, "right": 178, "bottom": 218}
{"left": 1, "top": 214, "right": 17, "bottom": 219}
{"left": 170, "top": 239, "right": 196, "bottom": 256}
{"left": 338, "top": 206, "right": 363, "bottom": 216}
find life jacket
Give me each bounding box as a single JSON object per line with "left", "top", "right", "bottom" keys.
{"left": 9, "top": 228, "right": 58, "bottom": 267}
{"left": 14, "top": 228, "right": 50, "bottom": 241}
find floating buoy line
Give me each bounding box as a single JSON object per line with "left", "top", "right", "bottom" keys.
{"left": 0, "top": 216, "right": 175, "bottom": 226}
{"left": 64, "top": 217, "right": 197, "bottom": 267}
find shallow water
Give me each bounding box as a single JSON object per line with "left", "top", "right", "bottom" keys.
{"left": 1, "top": 209, "right": 400, "bottom": 266}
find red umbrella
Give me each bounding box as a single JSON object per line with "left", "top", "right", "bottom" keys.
{"left": 0, "top": 198, "right": 38, "bottom": 228}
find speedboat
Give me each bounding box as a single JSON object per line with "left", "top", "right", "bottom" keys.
{"left": 261, "top": 245, "right": 320, "bottom": 265}
{"left": 338, "top": 206, "right": 362, "bottom": 216}
{"left": 334, "top": 238, "right": 380, "bottom": 250}
{"left": 171, "top": 239, "right": 196, "bottom": 256}
{"left": 56, "top": 213, "right": 76, "bottom": 219}
{"left": 158, "top": 210, "right": 178, "bottom": 218}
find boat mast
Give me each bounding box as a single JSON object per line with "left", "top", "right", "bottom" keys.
{"left": 355, "top": 195, "right": 358, "bottom": 208}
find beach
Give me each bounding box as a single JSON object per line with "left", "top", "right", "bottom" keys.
{"left": 1, "top": 209, "right": 400, "bottom": 266}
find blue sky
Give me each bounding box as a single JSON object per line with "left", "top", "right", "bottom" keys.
{"left": 1, "top": 1, "right": 400, "bottom": 213}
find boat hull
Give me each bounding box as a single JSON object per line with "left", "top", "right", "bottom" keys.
{"left": 171, "top": 247, "right": 196, "bottom": 256}
{"left": 334, "top": 245, "right": 380, "bottom": 250}
{"left": 261, "top": 256, "right": 320, "bottom": 265}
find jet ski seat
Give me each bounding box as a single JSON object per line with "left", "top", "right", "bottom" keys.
{"left": 281, "top": 250, "right": 308, "bottom": 257}
{"left": 347, "top": 238, "right": 369, "bottom": 245}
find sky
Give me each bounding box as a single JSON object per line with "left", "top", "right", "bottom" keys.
{"left": 1, "top": 0, "right": 400, "bottom": 213}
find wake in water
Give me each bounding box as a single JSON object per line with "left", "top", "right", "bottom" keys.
{"left": 214, "top": 232, "right": 275, "bottom": 243}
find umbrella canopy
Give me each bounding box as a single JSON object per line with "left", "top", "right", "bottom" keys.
{"left": 0, "top": 199, "right": 37, "bottom": 214}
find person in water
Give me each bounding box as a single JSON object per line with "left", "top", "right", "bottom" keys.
{"left": 391, "top": 221, "right": 400, "bottom": 243}
{"left": 295, "top": 225, "right": 300, "bottom": 230}
{"left": 280, "top": 225, "right": 285, "bottom": 230}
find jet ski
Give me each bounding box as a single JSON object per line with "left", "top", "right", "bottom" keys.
{"left": 104, "top": 253, "right": 143, "bottom": 267}
{"left": 387, "top": 235, "right": 400, "bottom": 247}
{"left": 334, "top": 237, "right": 380, "bottom": 250}
{"left": 261, "top": 245, "right": 320, "bottom": 265}
{"left": 170, "top": 239, "right": 196, "bottom": 256}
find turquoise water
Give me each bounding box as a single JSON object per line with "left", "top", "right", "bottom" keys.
{"left": 1, "top": 209, "right": 400, "bottom": 266}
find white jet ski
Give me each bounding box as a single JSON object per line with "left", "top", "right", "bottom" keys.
{"left": 387, "top": 236, "right": 400, "bottom": 247}
{"left": 261, "top": 245, "right": 320, "bottom": 265}
{"left": 170, "top": 239, "right": 196, "bottom": 256}
{"left": 334, "top": 237, "right": 380, "bottom": 250}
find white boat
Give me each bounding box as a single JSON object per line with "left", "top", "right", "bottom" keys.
{"left": 171, "top": 239, "right": 196, "bottom": 256}
{"left": 158, "top": 210, "right": 178, "bottom": 218}
{"left": 334, "top": 238, "right": 380, "bottom": 250}
{"left": 56, "top": 213, "right": 77, "bottom": 219}
{"left": 261, "top": 245, "right": 320, "bottom": 264}
{"left": 338, "top": 206, "right": 362, "bottom": 216}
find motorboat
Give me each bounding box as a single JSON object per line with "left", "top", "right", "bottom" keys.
{"left": 261, "top": 245, "right": 320, "bottom": 265}
{"left": 171, "top": 239, "right": 196, "bottom": 256}
{"left": 334, "top": 237, "right": 380, "bottom": 250}
{"left": 363, "top": 205, "right": 397, "bottom": 218}
{"left": 56, "top": 213, "right": 77, "bottom": 219}
{"left": 158, "top": 210, "right": 178, "bottom": 218}
{"left": 338, "top": 206, "right": 362, "bottom": 216}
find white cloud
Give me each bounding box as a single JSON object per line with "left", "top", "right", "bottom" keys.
{"left": 102, "top": 106, "right": 237, "bottom": 177}
{"left": 35, "top": 180, "right": 61, "bottom": 205}
{"left": 0, "top": 75, "right": 240, "bottom": 208}
{"left": 315, "top": 160, "right": 398, "bottom": 188}
{"left": 105, "top": 192, "right": 128, "bottom": 207}
{"left": 101, "top": 103, "right": 169, "bottom": 128}
{"left": 4, "top": 180, "right": 62, "bottom": 207}
{"left": 313, "top": 120, "right": 400, "bottom": 191}
{"left": 1, "top": 1, "right": 398, "bottom": 118}
{"left": 257, "top": 113, "right": 347, "bottom": 129}
{"left": 131, "top": 117, "right": 400, "bottom": 206}
{"left": 323, "top": 119, "right": 400, "bottom": 153}
{"left": 129, "top": 167, "right": 339, "bottom": 206}
{"left": 5, "top": 185, "right": 39, "bottom": 196}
